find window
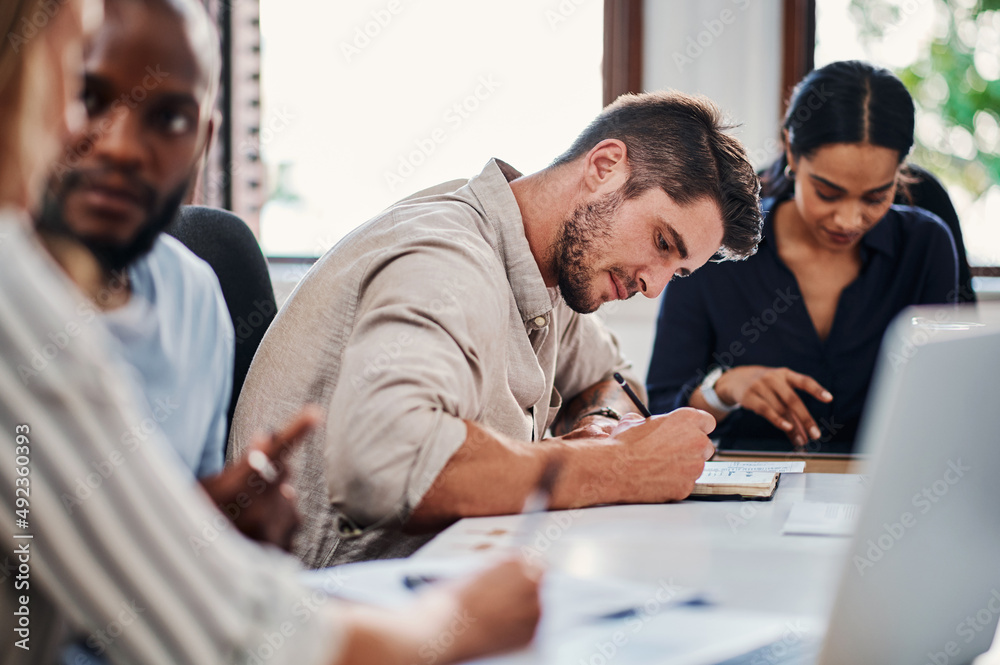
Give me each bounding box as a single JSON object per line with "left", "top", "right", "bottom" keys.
{"left": 255, "top": 1, "right": 604, "bottom": 257}
{"left": 815, "top": 0, "right": 1000, "bottom": 270}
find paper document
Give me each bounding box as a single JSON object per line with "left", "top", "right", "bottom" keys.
{"left": 467, "top": 606, "right": 822, "bottom": 665}
{"left": 703, "top": 460, "right": 806, "bottom": 474}
{"left": 782, "top": 502, "right": 860, "bottom": 536}
{"left": 301, "top": 555, "right": 701, "bottom": 636}
{"left": 696, "top": 467, "right": 778, "bottom": 485}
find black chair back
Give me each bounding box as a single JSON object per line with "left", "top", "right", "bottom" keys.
{"left": 166, "top": 205, "right": 278, "bottom": 442}
{"left": 898, "top": 165, "right": 976, "bottom": 303}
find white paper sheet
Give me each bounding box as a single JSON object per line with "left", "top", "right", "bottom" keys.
{"left": 703, "top": 460, "right": 806, "bottom": 474}
{"left": 696, "top": 467, "right": 777, "bottom": 485}
{"left": 469, "top": 606, "right": 823, "bottom": 665}
{"left": 782, "top": 502, "right": 860, "bottom": 537}
{"left": 301, "top": 555, "right": 701, "bottom": 636}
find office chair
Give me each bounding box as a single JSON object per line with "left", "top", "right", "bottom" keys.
{"left": 166, "top": 205, "right": 278, "bottom": 442}
{"left": 899, "top": 165, "right": 976, "bottom": 303}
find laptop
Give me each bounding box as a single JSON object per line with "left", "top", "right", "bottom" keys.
{"left": 720, "top": 303, "right": 1000, "bottom": 664}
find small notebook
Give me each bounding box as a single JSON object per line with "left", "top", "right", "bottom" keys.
{"left": 689, "top": 464, "right": 780, "bottom": 500}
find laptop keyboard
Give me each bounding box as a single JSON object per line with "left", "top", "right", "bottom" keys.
{"left": 715, "top": 637, "right": 821, "bottom": 665}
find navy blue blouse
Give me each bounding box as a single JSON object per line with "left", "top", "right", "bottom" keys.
{"left": 646, "top": 198, "right": 959, "bottom": 453}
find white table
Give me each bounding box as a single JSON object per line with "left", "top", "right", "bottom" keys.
{"left": 416, "top": 473, "right": 866, "bottom": 619}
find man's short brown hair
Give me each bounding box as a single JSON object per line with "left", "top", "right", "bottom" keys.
{"left": 551, "top": 91, "right": 762, "bottom": 260}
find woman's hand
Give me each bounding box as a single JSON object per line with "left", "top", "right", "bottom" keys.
{"left": 334, "top": 558, "right": 542, "bottom": 665}
{"left": 436, "top": 558, "right": 543, "bottom": 662}
{"left": 714, "top": 366, "right": 833, "bottom": 448}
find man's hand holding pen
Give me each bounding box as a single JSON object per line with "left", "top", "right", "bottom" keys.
{"left": 601, "top": 408, "right": 717, "bottom": 501}
{"left": 555, "top": 374, "right": 717, "bottom": 503}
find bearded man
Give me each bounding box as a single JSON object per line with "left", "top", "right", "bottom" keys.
{"left": 231, "top": 91, "right": 765, "bottom": 566}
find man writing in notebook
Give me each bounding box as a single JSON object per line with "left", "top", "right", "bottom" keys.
{"left": 232, "top": 93, "right": 764, "bottom": 566}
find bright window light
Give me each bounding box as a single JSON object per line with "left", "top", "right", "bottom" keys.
{"left": 258, "top": 0, "right": 603, "bottom": 257}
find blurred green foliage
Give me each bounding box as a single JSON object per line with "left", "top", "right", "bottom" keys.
{"left": 850, "top": 0, "right": 1000, "bottom": 197}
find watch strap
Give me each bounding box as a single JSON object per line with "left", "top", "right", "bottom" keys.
{"left": 700, "top": 367, "right": 739, "bottom": 414}
{"left": 579, "top": 406, "right": 623, "bottom": 422}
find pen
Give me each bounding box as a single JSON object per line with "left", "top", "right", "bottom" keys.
{"left": 613, "top": 372, "right": 652, "bottom": 418}
{"left": 247, "top": 441, "right": 280, "bottom": 484}
{"left": 403, "top": 574, "right": 439, "bottom": 590}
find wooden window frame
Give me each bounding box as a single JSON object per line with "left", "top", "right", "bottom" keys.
{"left": 603, "top": 0, "right": 643, "bottom": 105}
{"left": 781, "top": 0, "right": 815, "bottom": 117}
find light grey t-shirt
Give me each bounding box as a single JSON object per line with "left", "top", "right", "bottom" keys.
{"left": 231, "top": 159, "right": 638, "bottom": 567}
{"left": 103, "top": 235, "right": 234, "bottom": 479}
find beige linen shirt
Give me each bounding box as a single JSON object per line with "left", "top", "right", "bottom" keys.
{"left": 231, "top": 159, "right": 640, "bottom": 566}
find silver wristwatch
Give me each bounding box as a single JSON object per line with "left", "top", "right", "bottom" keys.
{"left": 700, "top": 366, "right": 738, "bottom": 413}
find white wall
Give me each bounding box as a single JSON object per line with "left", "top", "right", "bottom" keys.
{"left": 643, "top": 0, "right": 784, "bottom": 169}
{"left": 600, "top": 0, "right": 784, "bottom": 383}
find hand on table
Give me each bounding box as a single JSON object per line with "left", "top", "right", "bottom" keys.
{"left": 714, "top": 365, "right": 833, "bottom": 449}
{"left": 199, "top": 405, "right": 323, "bottom": 551}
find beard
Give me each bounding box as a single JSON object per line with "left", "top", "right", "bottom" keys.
{"left": 36, "top": 167, "right": 189, "bottom": 273}
{"left": 552, "top": 191, "right": 639, "bottom": 314}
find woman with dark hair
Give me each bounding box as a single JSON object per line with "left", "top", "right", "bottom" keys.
{"left": 646, "top": 60, "right": 959, "bottom": 453}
